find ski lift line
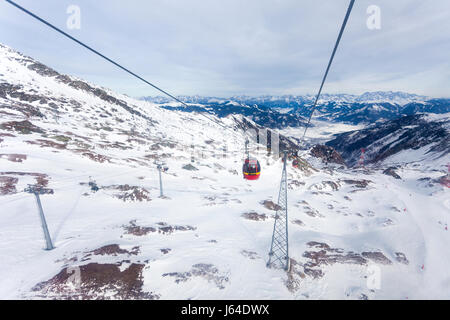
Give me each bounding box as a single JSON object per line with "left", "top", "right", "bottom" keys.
{"left": 5, "top": 0, "right": 236, "bottom": 136}
{"left": 302, "top": 0, "right": 355, "bottom": 139}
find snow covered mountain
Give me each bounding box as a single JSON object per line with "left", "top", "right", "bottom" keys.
{"left": 326, "top": 113, "right": 450, "bottom": 167}
{"left": 147, "top": 102, "right": 310, "bottom": 129}
{"left": 142, "top": 93, "right": 450, "bottom": 128}
{"left": 1, "top": 43, "right": 449, "bottom": 300}
{"left": 143, "top": 91, "right": 430, "bottom": 106}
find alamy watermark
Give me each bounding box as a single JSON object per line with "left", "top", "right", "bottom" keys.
{"left": 367, "top": 5, "right": 381, "bottom": 30}
{"left": 66, "top": 5, "right": 81, "bottom": 30}
{"left": 188, "top": 128, "right": 284, "bottom": 163}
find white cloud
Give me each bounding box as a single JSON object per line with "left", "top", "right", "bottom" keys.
{"left": 1, "top": 0, "right": 449, "bottom": 97}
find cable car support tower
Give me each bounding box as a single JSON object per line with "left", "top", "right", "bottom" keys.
{"left": 267, "top": 152, "right": 289, "bottom": 271}
{"left": 24, "top": 184, "right": 54, "bottom": 250}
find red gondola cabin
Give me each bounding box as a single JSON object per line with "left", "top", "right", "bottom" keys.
{"left": 243, "top": 158, "right": 261, "bottom": 180}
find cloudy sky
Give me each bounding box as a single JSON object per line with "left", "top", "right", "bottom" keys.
{"left": 1, "top": 0, "right": 449, "bottom": 98}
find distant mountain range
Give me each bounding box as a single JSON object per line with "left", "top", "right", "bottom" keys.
{"left": 142, "top": 92, "right": 450, "bottom": 128}
{"left": 142, "top": 91, "right": 431, "bottom": 105}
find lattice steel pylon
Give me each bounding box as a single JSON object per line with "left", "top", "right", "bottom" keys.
{"left": 267, "top": 152, "right": 289, "bottom": 271}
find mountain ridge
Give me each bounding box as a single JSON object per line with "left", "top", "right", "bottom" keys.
{"left": 142, "top": 93, "right": 450, "bottom": 128}
{"left": 142, "top": 91, "right": 437, "bottom": 105}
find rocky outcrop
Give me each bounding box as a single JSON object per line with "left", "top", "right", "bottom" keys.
{"left": 162, "top": 263, "right": 229, "bottom": 290}
{"left": 383, "top": 167, "right": 402, "bottom": 179}
{"left": 261, "top": 200, "right": 282, "bottom": 211}
{"left": 122, "top": 220, "right": 196, "bottom": 236}
{"left": 182, "top": 164, "right": 199, "bottom": 171}
{"left": 310, "top": 144, "right": 346, "bottom": 166}
{"left": 301, "top": 242, "right": 395, "bottom": 279}
{"left": 31, "top": 262, "right": 158, "bottom": 300}
{"left": 0, "top": 176, "right": 18, "bottom": 195}
{"left": 0, "top": 120, "right": 44, "bottom": 134}
{"left": 241, "top": 212, "right": 268, "bottom": 221}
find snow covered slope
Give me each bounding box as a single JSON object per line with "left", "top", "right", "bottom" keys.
{"left": 326, "top": 113, "right": 450, "bottom": 167}
{"left": 1, "top": 43, "right": 449, "bottom": 300}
